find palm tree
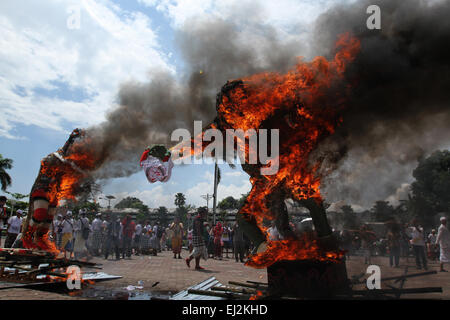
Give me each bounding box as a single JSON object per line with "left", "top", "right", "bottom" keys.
{"left": 0, "top": 154, "right": 13, "bottom": 191}
{"left": 174, "top": 193, "right": 186, "bottom": 208}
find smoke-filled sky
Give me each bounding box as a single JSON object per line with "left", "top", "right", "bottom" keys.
{"left": 0, "top": 0, "right": 449, "bottom": 211}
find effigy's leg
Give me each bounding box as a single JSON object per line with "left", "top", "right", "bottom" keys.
{"left": 266, "top": 189, "right": 296, "bottom": 240}
{"left": 236, "top": 209, "right": 266, "bottom": 252}
{"left": 23, "top": 191, "right": 58, "bottom": 252}
{"left": 297, "top": 198, "right": 336, "bottom": 250}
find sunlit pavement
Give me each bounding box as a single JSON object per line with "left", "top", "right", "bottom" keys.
{"left": 0, "top": 246, "right": 448, "bottom": 299}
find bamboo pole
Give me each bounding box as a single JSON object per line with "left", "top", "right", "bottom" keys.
{"left": 211, "top": 286, "right": 258, "bottom": 295}
{"left": 187, "top": 288, "right": 250, "bottom": 299}
{"left": 228, "top": 281, "right": 267, "bottom": 289}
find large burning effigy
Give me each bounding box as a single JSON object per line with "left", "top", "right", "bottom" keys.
{"left": 171, "top": 33, "right": 361, "bottom": 298}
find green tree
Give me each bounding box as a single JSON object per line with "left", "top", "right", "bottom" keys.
{"left": 340, "top": 205, "right": 358, "bottom": 229}
{"left": 156, "top": 206, "right": 169, "bottom": 226}
{"left": 0, "top": 155, "right": 13, "bottom": 191}
{"left": 114, "top": 196, "right": 149, "bottom": 219}
{"left": 371, "top": 201, "right": 395, "bottom": 222}
{"left": 66, "top": 199, "right": 100, "bottom": 216}
{"left": 237, "top": 192, "right": 250, "bottom": 209}
{"left": 174, "top": 193, "right": 186, "bottom": 208}
{"left": 411, "top": 150, "right": 450, "bottom": 225}
{"left": 5, "top": 192, "right": 29, "bottom": 216}
{"left": 218, "top": 196, "right": 239, "bottom": 210}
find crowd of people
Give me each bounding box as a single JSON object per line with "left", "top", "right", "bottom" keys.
{"left": 337, "top": 217, "right": 450, "bottom": 272}
{"left": 1, "top": 196, "right": 448, "bottom": 273}
{"left": 48, "top": 210, "right": 170, "bottom": 260}
{"left": 0, "top": 198, "right": 254, "bottom": 268}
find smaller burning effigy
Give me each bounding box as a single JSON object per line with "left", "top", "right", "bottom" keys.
{"left": 16, "top": 127, "right": 99, "bottom": 255}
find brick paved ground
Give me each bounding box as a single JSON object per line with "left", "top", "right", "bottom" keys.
{"left": 0, "top": 247, "right": 449, "bottom": 300}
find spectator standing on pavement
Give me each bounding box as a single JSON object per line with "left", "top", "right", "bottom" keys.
{"left": 91, "top": 213, "right": 103, "bottom": 256}
{"left": 232, "top": 221, "right": 246, "bottom": 263}
{"left": 134, "top": 221, "right": 143, "bottom": 255}
{"left": 4, "top": 209, "right": 22, "bottom": 248}
{"left": 207, "top": 226, "right": 214, "bottom": 258}
{"left": 400, "top": 224, "right": 411, "bottom": 262}
{"left": 170, "top": 216, "right": 183, "bottom": 259}
{"left": 122, "top": 214, "right": 135, "bottom": 259}
{"left": 427, "top": 229, "right": 438, "bottom": 261}
{"left": 73, "top": 210, "right": 90, "bottom": 260}
{"left": 387, "top": 223, "right": 401, "bottom": 268}
{"left": 436, "top": 217, "right": 450, "bottom": 272}
{"left": 222, "top": 224, "right": 232, "bottom": 259}
{"left": 187, "top": 228, "right": 193, "bottom": 253}
{"left": 53, "top": 214, "right": 64, "bottom": 248}
{"left": 0, "top": 196, "right": 8, "bottom": 245}
{"left": 185, "top": 207, "right": 208, "bottom": 270}
{"left": 154, "top": 221, "right": 163, "bottom": 252}
{"left": 139, "top": 228, "right": 152, "bottom": 255}
{"left": 160, "top": 227, "right": 167, "bottom": 251}
{"left": 360, "top": 225, "right": 376, "bottom": 265}
{"left": 61, "top": 211, "right": 74, "bottom": 258}
{"left": 213, "top": 222, "right": 223, "bottom": 260}
{"left": 104, "top": 214, "right": 121, "bottom": 260}
{"left": 409, "top": 219, "right": 428, "bottom": 270}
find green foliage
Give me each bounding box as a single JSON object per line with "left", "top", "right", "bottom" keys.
{"left": 5, "top": 192, "right": 28, "bottom": 200}
{"left": 237, "top": 193, "right": 249, "bottom": 209}
{"left": 0, "top": 154, "right": 13, "bottom": 191}
{"left": 174, "top": 193, "right": 186, "bottom": 208}
{"left": 341, "top": 205, "right": 358, "bottom": 228}
{"left": 114, "top": 196, "right": 149, "bottom": 220}
{"left": 218, "top": 196, "right": 239, "bottom": 210}
{"left": 371, "top": 201, "right": 395, "bottom": 222}
{"left": 411, "top": 150, "right": 450, "bottom": 216}
{"left": 6, "top": 199, "right": 28, "bottom": 213}
{"left": 67, "top": 200, "right": 101, "bottom": 215}
{"left": 156, "top": 206, "right": 169, "bottom": 226}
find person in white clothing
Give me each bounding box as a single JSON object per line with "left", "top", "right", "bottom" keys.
{"left": 409, "top": 219, "right": 427, "bottom": 270}
{"left": 61, "top": 211, "right": 74, "bottom": 258}
{"left": 4, "top": 209, "right": 23, "bottom": 248}
{"left": 73, "top": 210, "right": 90, "bottom": 260}
{"left": 436, "top": 217, "right": 450, "bottom": 272}
{"left": 267, "top": 221, "right": 280, "bottom": 241}
{"left": 134, "top": 222, "right": 143, "bottom": 255}
{"left": 91, "top": 214, "right": 103, "bottom": 256}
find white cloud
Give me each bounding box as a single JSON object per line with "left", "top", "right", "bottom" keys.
{"left": 0, "top": 0, "right": 173, "bottom": 138}
{"left": 185, "top": 177, "right": 251, "bottom": 207}
{"left": 224, "top": 171, "right": 244, "bottom": 178}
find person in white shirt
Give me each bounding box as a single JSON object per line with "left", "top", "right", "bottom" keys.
{"left": 436, "top": 217, "right": 450, "bottom": 272}
{"left": 427, "top": 229, "right": 438, "bottom": 261}
{"left": 153, "top": 222, "right": 162, "bottom": 252}
{"left": 73, "top": 211, "right": 90, "bottom": 260}
{"left": 409, "top": 219, "right": 427, "bottom": 270}
{"left": 52, "top": 214, "right": 64, "bottom": 248}
{"left": 61, "top": 211, "right": 74, "bottom": 258}
{"left": 134, "top": 222, "right": 143, "bottom": 255}
{"left": 91, "top": 214, "right": 103, "bottom": 256}
{"left": 4, "top": 209, "right": 23, "bottom": 248}
{"left": 267, "top": 221, "right": 280, "bottom": 241}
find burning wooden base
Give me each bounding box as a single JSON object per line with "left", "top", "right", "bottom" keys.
{"left": 267, "top": 259, "right": 350, "bottom": 299}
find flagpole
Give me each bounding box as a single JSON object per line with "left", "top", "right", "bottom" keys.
{"left": 212, "top": 162, "right": 218, "bottom": 226}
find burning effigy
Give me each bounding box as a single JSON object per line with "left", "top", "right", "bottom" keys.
{"left": 172, "top": 33, "right": 360, "bottom": 297}
{"left": 19, "top": 129, "right": 97, "bottom": 253}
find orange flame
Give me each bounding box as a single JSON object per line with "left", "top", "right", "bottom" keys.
{"left": 215, "top": 33, "right": 360, "bottom": 268}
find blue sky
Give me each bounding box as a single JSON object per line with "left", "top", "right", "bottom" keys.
{"left": 0, "top": 0, "right": 358, "bottom": 209}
